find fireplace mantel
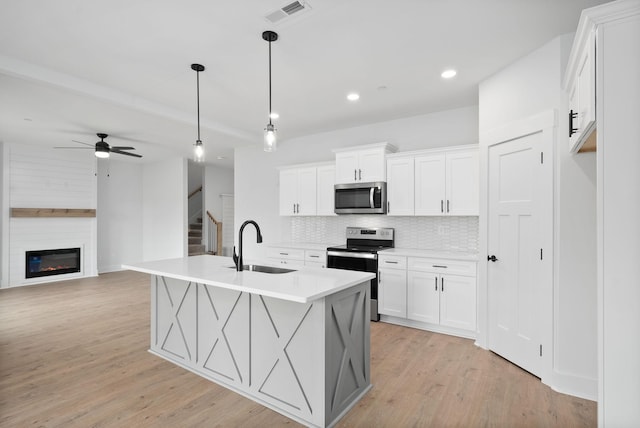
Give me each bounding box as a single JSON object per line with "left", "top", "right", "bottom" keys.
{"left": 11, "top": 208, "right": 96, "bottom": 218}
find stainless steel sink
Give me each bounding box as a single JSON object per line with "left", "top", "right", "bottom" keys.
{"left": 229, "top": 264, "right": 296, "bottom": 274}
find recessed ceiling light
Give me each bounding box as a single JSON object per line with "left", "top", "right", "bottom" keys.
{"left": 441, "top": 69, "right": 457, "bottom": 79}
{"left": 347, "top": 92, "right": 360, "bottom": 101}
{"left": 269, "top": 112, "right": 279, "bottom": 120}
{"left": 216, "top": 156, "right": 226, "bottom": 160}
{"left": 23, "top": 118, "right": 33, "bottom": 122}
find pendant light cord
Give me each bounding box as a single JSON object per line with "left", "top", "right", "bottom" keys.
{"left": 268, "top": 39, "right": 273, "bottom": 126}
{"left": 196, "top": 69, "right": 201, "bottom": 141}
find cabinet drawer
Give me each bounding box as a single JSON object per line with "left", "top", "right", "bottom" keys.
{"left": 305, "top": 250, "right": 326, "bottom": 264}
{"left": 266, "top": 247, "right": 305, "bottom": 261}
{"left": 378, "top": 255, "right": 407, "bottom": 270}
{"left": 407, "top": 257, "right": 476, "bottom": 277}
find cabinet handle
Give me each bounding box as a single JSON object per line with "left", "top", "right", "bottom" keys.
{"left": 569, "top": 109, "right": 578, "bottom": 137}
{"left": 441, "top": 200, "right": 444, "bottom": 213}
{"left": 441, "top": 277, "right": 445, "bottom": 292}
{"left": 296, "top": 203, "right": 300, "bottom": 213}
{"left": 384, "top": 260, "right": 398, "bottom": 264}
{"left": 435, "top": 277, "right": 438, "bottom": 291}
{"left": 359, "top": 169, "right": 362, "bottom": 180}
{"left": 387, "top": 201, "right": 390, "bottom": 213}
{"left": 447, "top": 200, "right": 450, "bottom": 213}
{"left": 378, "top": 271, "right": 382, "bottom": 282}
{"left": 293, "top": 203, "right": 296, "bottom": 214}
{"left": 432, "top": 265, "right": 448, "bottom": 269}
{"left": 309, "top": 255, "right": 320, "bottom": 258}
{"left": 354, "top": 169, "right": 357, "bottom": 181}
{"left": 279, "top": 252, "right": 289, "bottom": 256}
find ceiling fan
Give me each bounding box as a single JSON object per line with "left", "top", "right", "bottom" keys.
{"left": 56, "top": 133, "right": 142, "bottom": 158}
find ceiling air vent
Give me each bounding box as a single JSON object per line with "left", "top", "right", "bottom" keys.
{"left": 265, "top": 1, "right": 311, "bottom": 24}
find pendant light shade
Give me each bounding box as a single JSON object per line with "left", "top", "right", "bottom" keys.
{"left": 262, "top": 30, "right": 278, "bottom": 152}
{"left": 191, "top": 63, "right": 205, "bottom": 162}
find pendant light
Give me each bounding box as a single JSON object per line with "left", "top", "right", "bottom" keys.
{"left": 191, "top": 63, "right": 205, "bottom": 162}
{"left": 262, "top": 31, "right": 278, "bottom": 152}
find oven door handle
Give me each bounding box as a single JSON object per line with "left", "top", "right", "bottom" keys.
{"left": 327, "top": 250, "right": 378, "bottom": 260}
{"left": 369, "top": 187, "right": 375, "bottom": 208}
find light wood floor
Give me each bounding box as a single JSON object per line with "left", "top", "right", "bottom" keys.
{"left": 0, "top": 271, "right": 596, "bottom": 427}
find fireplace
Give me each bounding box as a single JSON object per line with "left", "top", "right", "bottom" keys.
{"left": 25, "top": 248, "right": 81, "bottom": 279}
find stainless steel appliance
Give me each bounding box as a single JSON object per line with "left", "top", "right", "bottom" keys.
{"left": 326, "top": 227, "right": 394, "bottom": 321}
{"left": 334, "top": 181, "right": 387, "bottom": 214}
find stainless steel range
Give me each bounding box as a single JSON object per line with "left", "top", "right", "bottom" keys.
{"left": 326, "top": 227, "right": 394, "bottom": 321}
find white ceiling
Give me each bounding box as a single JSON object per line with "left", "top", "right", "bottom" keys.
{"left": 0, "top": 0, "right": 610, "bottom": 167}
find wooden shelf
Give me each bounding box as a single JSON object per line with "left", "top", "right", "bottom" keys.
{"left": 11, "top": 208, "right": 96, "bottom": 218}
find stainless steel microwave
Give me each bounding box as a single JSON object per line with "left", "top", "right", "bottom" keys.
{"left": 334, "top": 181, "right": 387, "bottom": 214}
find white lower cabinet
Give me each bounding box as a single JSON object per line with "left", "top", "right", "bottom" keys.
{"left": 378, "top": 253, "right": 477, "bottom": 337}
{"left": 267, "top": 247, "right": 326, "bottom": 268}
{"left": 378, "top": 255, "right": 407, "bottom": 317}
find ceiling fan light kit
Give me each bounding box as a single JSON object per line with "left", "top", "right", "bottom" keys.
{"left": 263, "top": 30, "right": 278, "bottom": 152}
{"left": 56, "top": 133, "right": 141, "bottom": 159}
{"left": 191, "top": 63, "right": 205, "bottom": 163}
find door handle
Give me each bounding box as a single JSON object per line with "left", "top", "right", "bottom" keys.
{"left": 487, "top": 255, "right": 498, "bottom": 262}
{"left": 569, "top": 110, "right": 578, "bottom": 137}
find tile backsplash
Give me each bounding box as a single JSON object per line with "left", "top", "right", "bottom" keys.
{"left": 290, "top": 216, "right": 478, "bottom": 251}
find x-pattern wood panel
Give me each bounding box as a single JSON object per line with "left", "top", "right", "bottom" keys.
{"left": 158, "top": 277, "right": 193, "bottom": 362}
{"left": 330, "top": 288, "right": 367, "bottom": 412}
{"left": 256, "top": 295, "right": 314, "bottom": 414}
{"left": 199, "top": 285, "right": 244, "bottom": 383}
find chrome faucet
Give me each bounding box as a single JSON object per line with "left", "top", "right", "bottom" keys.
{"left": 233, "top": 220, "right": 263, "bottom": 271}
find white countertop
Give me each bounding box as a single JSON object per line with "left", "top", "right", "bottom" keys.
{"left": 122, "top": 255, "right": 374, "bottom": 304}
{"left": 379, "top": 248, "right": 479, "bottom": 261}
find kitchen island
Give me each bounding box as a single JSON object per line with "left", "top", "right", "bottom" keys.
{"left": 123, "top": 255, "right": 374, "bottom": 428}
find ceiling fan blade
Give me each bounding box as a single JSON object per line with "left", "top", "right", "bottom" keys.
{"left": 110, "top": 146, "right": 135, "bottom": 150}
{"left": 111, "top": 149, "right": 142, "bottom": 158}
{"left": 54, "top": 146, "right": 93, "bottom": 149}
{"left": 71, "top": 140, "right": 95, "bottom": 147}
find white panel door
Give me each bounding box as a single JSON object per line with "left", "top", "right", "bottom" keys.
{"left": 446, "top": 150, "right": 479, "bottom": 215}
{"left": 296, "top": 167, "right": 317, "bottom": 215}
{"left": 387, "top": 157, "right": 414, "bottom": 215}
{"left": 414, "top": 154, "right": 446, "bottom": 215}
{"left": 488, "top": 134, "right": 542, "bottom": 376}
{"left": 407, "top": 270, "right": 439, "bottom": 324}
{"left": 439, "top": 274, "right": 476, "bottom": 331}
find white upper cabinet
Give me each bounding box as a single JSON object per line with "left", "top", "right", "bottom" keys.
{"left": 279, "top": 166, "right": 317, "bottom": 216}
{"left": 414, "top": 147, "right": 479, "bottom": 216}
{"left": 316, "top": 164, "right": 336, "bottom": 216}
{"left": 565, "top": 27, "right": 596, "bottom": 153}
{"left": 445, "top": 150, "right": 479, "bottom": 215}
{"left": 414, "top": 154, "right": 447, "bottom": 215}
{"left": 386, "top": 157, "right": 415, "bottom": 216}
{"left": 333, "top": 143, "right": 397, "bottom": 184}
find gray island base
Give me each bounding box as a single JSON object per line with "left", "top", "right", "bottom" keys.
{"left": 123, "top": 255, "right": 374, "bottom": 428}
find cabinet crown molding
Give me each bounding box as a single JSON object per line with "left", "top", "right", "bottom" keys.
{"left": 386, "top": 144, "right": 478, "bottom": 159}
{"left": 331, "top": 142, "right": 397, "bottom": 154}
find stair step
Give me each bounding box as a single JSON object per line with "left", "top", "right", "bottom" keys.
{"left": 188, "top": 230, "right": 202, "bottom": 237}
{"left": 189, "top": 237, "right": 201, "bottom": 245}
{"left": 189, "top": 223, "right": 202, "bottom": 230}
{"left": 188, "top": 244, "right": 206, "bottom": 256}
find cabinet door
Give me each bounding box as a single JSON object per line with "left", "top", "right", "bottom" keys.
{"left": 335, "top": 152, "right": 359, "bottom": 184}
{"left": 439, "top": 274, "right": 476, "bottom": 332}
{"left": 316, "top": 165, "right": 336, "bottom": 216}
{"left": 445, "top": 150, "right": 479, "bottom": 215}
{"left": 296, "top": 167, "right": 317, "bottom": 215}
{"left": 358, "top": 149, "right": 386, "bottom": 182}
{"left": 414, "top": 154, "right": 446, "bottom": 215}
{"left": 576, "top": 37, "right": 595, "bottom": 135}
{"left": 279, "top": 169, "right": 298, "bottom": 216}
{"left": 387, "top": 157, "right": 414, "bottom": 215}
{"left": 378, "top": 268, "right": 407, "bottom": 317}
{"left": 407, "top": 271, "right": 439, "bottom": 324}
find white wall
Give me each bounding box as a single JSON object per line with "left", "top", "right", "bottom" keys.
{"left": 0, "top": 142, "right": 6, "bottom": 286}
{"left": 478, "top": 35, "right": 597, "bottom": 399}
{"left": 204, "top": 165, "right": 234, "bottom": 222}
{"left": 97, "top": 160, "right": 143, "bottom": 272}
{"left": 142, "top": 157, "right": 187, "bottom": 261}
{"left": 235, "top": 106, "right": 479, "bottom": 261}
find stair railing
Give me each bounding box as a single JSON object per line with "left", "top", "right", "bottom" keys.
{"left": 206, "top": 211, "right": 223, "bottom": 255}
